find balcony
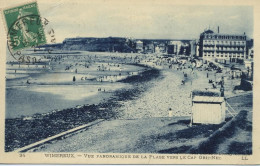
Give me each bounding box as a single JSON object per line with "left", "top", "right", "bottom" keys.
{"left": 203, "top": 44, "right": 215, "bottom": 46}
{"left": 216, "top": 50, "right": 244, "bottom": 53}
{"left": 203, "top": 50, "right": 214, "bottom": 52}
{"left": 216, "top": 44, "right": 246, "bottom": 47}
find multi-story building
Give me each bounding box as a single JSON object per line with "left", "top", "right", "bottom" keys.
{"left": 248, "top": 47, "right": 254, "bottom": 59}
{"left": 144, "top": 43, "right": 155, "bottom": 53}
{"left": 196, "top": 42, "right": 200, "bottom": 57}
{"left": 198, "top": 29, "right": 247, "bottom": 63}
{"left": 246, "top": 39, "right": 254, "bottom": 59}
{"left": 169, "top": 41, "right": 182, "bottom": 55}
{"left": 135, "top": 40, "right": 143, "bottom": 53}
{"left": 167, "top": 44, "right": 176, "bottom": 54}
{"left": 190, "top": 40, "right": 197, "bottom": 57}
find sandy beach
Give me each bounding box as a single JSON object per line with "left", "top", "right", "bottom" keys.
{"left": 5, "top": 51, "right": 252, "bottom": 153}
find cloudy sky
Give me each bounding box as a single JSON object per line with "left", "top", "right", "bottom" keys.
{"left": 38, "top": 0, "right": 253, "bottom": 43}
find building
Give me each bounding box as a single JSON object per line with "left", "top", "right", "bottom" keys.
{"left": 169, "top": 41, "right": 182, "bottom": 55}
{"left": 167, "top": 44, "right": 175, "bottom": 54}
{"left": 198, "top": 29, "right": 247, "bottom": 64}
{"left": 190, "top": 40, "right": 197, "bottom": 57}
{"left": 179, "top": 43, "right": 190, "bottom": 56}
{"left": 135, "top": 40, "right": 143, "bottom": 53}
{"left": 195, "top": 42, "right": 200, "bottom": 57}
{"left": 246, "top": 39, "right": 254, "bottom": 59}
{"left": 248, "top": 46, "right": 254, "bottom": 59}
{"left": 154, "top": 43, "right": 167, "bottom": 53}
{"left": 192, "top": 95, "right": 226, "bottom": 124}
{"left": 144, "top": 43, "right": 154, "bottom": 53}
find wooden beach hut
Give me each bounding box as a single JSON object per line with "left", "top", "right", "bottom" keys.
{"left": 191, "top": 95, "right": 225, "bottom": 124}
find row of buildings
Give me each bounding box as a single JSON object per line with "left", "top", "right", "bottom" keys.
{"left": 133, "top": 39, "right": 190, "bottom": 55}
{"left": 192, "top": 27, "right": 254, "bottom": 64}
{"left": 132, "top": 27, "right": 254, "bottom": 66}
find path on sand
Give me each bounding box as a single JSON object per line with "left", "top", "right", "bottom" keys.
{"left": 118, "top": 69, "right": 193, "bottom": 119}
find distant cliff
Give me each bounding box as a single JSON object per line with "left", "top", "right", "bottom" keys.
{"left": 38, "top": 37, "right": 192, "bottom": 54}
{"left": 42, "top": 37, "right": 135, "bottom": 53}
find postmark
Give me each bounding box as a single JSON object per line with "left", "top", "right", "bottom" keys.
{"left": 6, "top": 14, "right": 56, "bottom": 63}
{"left": 3, "top": 2, "right": 46, "bottom": 52}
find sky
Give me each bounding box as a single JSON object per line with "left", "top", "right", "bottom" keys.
{"left": 38, "top": 0, "right": 254, "bottom": 43}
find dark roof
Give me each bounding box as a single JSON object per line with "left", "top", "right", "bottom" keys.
{"left": 192, "top": 90, "right": 221, "bottom": 97}
{"left": 193, "top": 96, "right": 224, "bottom": 103}
{"left": 204, "top": 29, "right": 214, "bottom": 34}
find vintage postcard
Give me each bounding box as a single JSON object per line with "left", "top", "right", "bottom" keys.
{"left": 0, "top": 0, "right": 259, "bottom": 164}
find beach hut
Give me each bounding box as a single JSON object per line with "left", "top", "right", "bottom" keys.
{"left": 191, "top": 95, "right": 225, "bottom": 124}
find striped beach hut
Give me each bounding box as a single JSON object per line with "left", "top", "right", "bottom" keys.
{"left": 191, "top": 91, "right": 226, "bottom": 124}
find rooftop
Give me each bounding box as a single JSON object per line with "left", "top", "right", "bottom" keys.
{"left": 192, "top": 96, "right": 224, "bottom": 103}
{"left": 201, "top": 30, "right": 246, "bottom": 37}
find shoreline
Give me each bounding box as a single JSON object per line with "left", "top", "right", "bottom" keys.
{"left": 5, "top": 64, "right": 162, "bottom": 152}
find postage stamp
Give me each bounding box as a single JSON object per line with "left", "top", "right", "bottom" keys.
{"left": 3, "top": 1, "right": 46, "bottom": 52}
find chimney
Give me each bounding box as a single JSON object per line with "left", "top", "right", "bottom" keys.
{"left": 218, "top": 26, "right": 219, "bottom": 33}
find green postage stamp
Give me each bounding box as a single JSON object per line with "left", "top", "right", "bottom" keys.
{"left": 2, "top": 1, "right": 46, "bottom": 51}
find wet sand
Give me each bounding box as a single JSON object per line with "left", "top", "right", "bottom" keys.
{"left": 5, "top": 64, "right": 161, "bottom": 152}
{"left": 6, "top": 51, "right": 146, "bottom": 119}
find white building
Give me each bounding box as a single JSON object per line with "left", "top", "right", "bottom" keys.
{"left": 198, "top": 29, "right": 247, "bottom": 64}
{"left": 136, "top": 40, "right": 143, "bottom": 53}
{"left": 192, "top": 96, "right": 226, "bottom": 124}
